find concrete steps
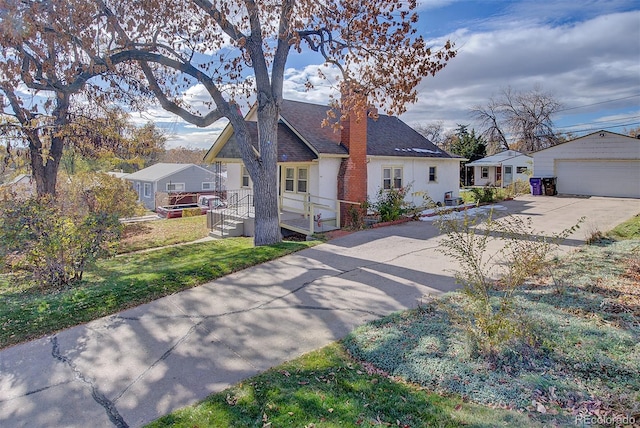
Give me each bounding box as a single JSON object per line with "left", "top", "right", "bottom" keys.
{"left": 208, "top": 213, "right": 252, "bottom": 238}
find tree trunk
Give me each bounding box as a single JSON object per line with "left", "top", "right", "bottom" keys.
{"left": 29, "top": 93, "right": 69, "bottom": 197}
{"left": 252, "top": 99, "right": 282, "bottom": 246}
{"left": 28, "top": 133, "right": 63, "bottom": 197}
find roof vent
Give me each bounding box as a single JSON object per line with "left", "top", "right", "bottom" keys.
{"left": 599, "top": 132, "right": 605, "bottom": 137}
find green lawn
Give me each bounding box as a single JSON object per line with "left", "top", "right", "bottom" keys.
{"left": 118, "top": 215, "right": 211, "bottom": 253}
{"left": 146, "top": 212, "right": 640, "bottom": 427}
{"left": 148, "top": 343, "right": 538, "bottom": 428}
{"left": 0, "top": 237, "right": 317, "bottom": 348}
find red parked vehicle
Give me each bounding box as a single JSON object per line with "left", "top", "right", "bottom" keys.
{"left": 156, "top": 195, "right": 226, "bottom": 219}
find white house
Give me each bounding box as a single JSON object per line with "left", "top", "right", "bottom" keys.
{"left": 124, "top": 163, "right": 225, "bottom": 210}
{"left": 465, "top": 150, "right": 532, "bottom": 187}
{"left": 532, "top": 130, "right": 640, "bottom": 198}
{"left": 204, "top": 99, "right": 462, "bottom": 234}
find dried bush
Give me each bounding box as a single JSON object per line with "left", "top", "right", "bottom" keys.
{"left": 437, "top": 210, "right": 583, "bottom": 355}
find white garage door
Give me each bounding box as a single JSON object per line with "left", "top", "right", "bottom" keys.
{"left": 556, "top": 160, "right": 640, "bottom": 198}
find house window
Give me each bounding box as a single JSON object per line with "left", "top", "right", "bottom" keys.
{"left": 241, "top": 166, "right": 250, "bottom": 188}
{"left": 202, "top": 182, "right": 214, "bottom": 190}
{"left": 166, "top": 182, "right": 185, "bottom": 191}
{"left": 429, "top": 166, "right": 437, "bottom": 182}
{"left": 297, "top": 167, "right": 308, "bottom": 193}
{"left": 383, "top": 167, "right": 403, "bottom": 190}
{"left": 516, "top": 166, "right": 528, "bottom": 174}
{"left": 481, "top": 167, "right": 489, "bottom": 179}
{"left": 143, "top": 183, "right": 151, "bottom": 198}
{"left": 283, "top": 166, "right": 308, "bottom": 193}
{"left": 285, "top": 167, "right": 295, "bottom": 192}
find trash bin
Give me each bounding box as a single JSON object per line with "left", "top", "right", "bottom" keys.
{"left": 542, "top": 177, "right": 557, "bottom": 196}
{"left": 529, "top": 177, "right": 543, "bottom": 196}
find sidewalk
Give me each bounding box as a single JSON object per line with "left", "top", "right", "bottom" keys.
{"left": 1, "top": 195, "right": 639, "bottom": 427}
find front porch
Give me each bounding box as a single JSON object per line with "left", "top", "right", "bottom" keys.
{"left": 278, "top": 193, "right": 341, "bottom": 236}
{"left": 208, "top": 189, "right": 343, "bottom": 238}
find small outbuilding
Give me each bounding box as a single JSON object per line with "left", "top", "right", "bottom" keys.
{"left": 465, "top": 150, "right": 532, "bottom": 187}
{"left": 532, "top": 130, "right": 640, "bottom": 198}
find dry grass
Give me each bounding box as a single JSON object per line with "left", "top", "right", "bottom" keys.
{"left": 118, "top": 215, "right": 210, "bottom": 253}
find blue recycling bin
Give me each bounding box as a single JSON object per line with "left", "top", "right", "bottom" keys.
{"left": 529, "top": 177, "right": 543, "bottom": 195}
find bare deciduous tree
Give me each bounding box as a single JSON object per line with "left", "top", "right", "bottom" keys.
{"left": 471, "top": 86, "right": 562, "bottom": 154}
{"left": 414, "top": 121, "right": 446, "bottom": 148}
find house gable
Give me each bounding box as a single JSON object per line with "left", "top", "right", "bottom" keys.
{"left": 215, "top": 121, "right": 317, "bottom": 163}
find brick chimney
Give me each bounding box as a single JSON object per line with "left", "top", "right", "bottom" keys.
{"left": 337, "top": 89, "right": 368, "bottom": 227}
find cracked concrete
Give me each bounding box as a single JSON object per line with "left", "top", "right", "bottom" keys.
{"left": 1, "top": 195, "right": 638, "bottom": 428}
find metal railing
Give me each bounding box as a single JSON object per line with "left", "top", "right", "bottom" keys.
{"left": 209, "top": 189, "right": 254, "bottom": 237}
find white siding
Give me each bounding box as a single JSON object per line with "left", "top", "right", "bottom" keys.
{"left": 367, "top": 157, "right": 460, "bottom": 205}
{"left": 316, "top": 158, "right": 340, "bottom": 201}
{"left": 504, "top": 155, "right": 533, "bottom": 185}
{"left": 473, "top": 166, "right": 496, "bottom": 187}
{"left": 226, "top": 163, "right": 242, "bottom": 189}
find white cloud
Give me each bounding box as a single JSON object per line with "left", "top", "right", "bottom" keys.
{"left": 282, "top": 64, "right": 340, "bottom": 103}
{"left": 403, "top": 10, "right": 640, "bottom": 135}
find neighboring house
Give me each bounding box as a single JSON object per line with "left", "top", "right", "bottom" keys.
{"left": 124, "top": 163, "right": 225, "bottom": 210}
{"left": 532, "top": 130, "right": 640, "bottom": 198}
{"left": 465, "top": 150, "right": 532, "bottom": 187}
{"left": 1, "top": 174, "right": 35, "bottom": 198}
{"left": 204, "top": 99, "right": 462, "bottom": 232}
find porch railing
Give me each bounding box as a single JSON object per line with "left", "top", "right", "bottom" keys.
{"left": 209, "top": 188, "right": 254, "bottom": 236}
{"left": 279, "top": 193, "right": 345, "bottom": 235}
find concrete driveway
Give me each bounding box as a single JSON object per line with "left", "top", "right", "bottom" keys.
{"left": 1, "top": 195, "right": 638, "bottom": 428}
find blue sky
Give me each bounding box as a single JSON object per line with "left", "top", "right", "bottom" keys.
{"left": 147, "top": 0, "right": 640, "bottom": 149}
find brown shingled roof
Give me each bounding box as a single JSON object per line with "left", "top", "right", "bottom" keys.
{"left": 213, "top": 99, "right": 454, "bottom": 161}
{"left": 279, "top": 99, "right": 347, "bottom": 155}
{"left": 280, "top": 99, "right": 453, "bottom": 158}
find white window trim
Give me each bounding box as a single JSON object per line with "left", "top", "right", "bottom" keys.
{"left": 241, "top": 166, "right": 251, "bottom": 188}
{"left": 481, "top": 167, "right": 489, "bottom": 179}
{"left": 283, "top": 166, "right": 309, "bottom": 194}
{"left": 382, "top": 166, "right": 403, "bottom": 190}
{"left": 166, "top": 182, "right": 185, "bottom": 192}
{"left": 202, "top": 182, "right": 214, "bottom": 190}
{"left": 297, "top": 167, "right": 308, "bottom": 194}
{"left": 143, "top": 183, "right": 151, "bottom": 198}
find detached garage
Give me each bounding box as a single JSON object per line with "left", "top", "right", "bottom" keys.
{"left": 532, "top": 130, "right": 640, "bottom": 198}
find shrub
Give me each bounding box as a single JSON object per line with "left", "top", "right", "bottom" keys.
{"left": 0, "top": 171, "right": 142, "bottom": 287}
{"left": 370, "top": 186, "right": 414, "bottom": 222}
{"left": 469, "top": 185, "right": 497, "bottom": 203}
{"left": 503, "top": 179, "right": 530, "bottom": 198}
{"left": 0, "top": 181, "right": 125, "bottom": 288}
{"left": 345, "top": 201, "right": 367, "bottom": 229}
{"left": 58, "top": 172, "right": 144, "bottom": 219}
{"left": 436, "top": 210, "right": 582, "bottom": 356}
